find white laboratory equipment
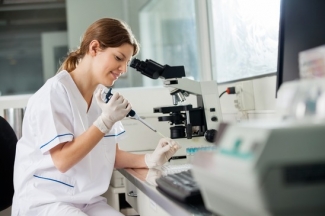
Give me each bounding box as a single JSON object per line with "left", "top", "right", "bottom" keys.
{"left": 191, "top": 76, "right": 325, "bottom": 216}
{"left": 128, "top": 58, "right": 223, "bottom": 149}
{"left": 276, "top": 78, "right": 325, "bottom": 120}
{"left": 192, "top": 119, "right": 325, "bottom": 216}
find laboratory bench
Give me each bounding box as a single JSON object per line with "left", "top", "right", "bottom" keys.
{"left": 117, "top": 167, "right": 216, "bottom": 216}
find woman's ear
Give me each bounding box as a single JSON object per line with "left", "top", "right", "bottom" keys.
{"left": 89, "top": 40, "right": 100, "bottom": 56}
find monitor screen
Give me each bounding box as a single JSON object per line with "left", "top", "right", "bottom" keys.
{"left": 276, "top": 0, "right": 325, "bottom": 92}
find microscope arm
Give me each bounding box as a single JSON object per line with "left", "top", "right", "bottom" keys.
{"left": 164, "top": 78, "right": 202, "bottom": 95}
{"left": 164, "top": 77, "right": 223, "bottom": 133}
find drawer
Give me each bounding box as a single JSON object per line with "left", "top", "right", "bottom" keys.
{"left": 125, "top": 178, "right": 139, "bottom": 213}
{"left": 137, "top": 190, "right": 170, "bottom": 216}
{"left": 110, "top": 170, "right": 125, "bottom": 188}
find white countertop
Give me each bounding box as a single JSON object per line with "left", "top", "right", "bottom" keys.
{"left": 118, "top": 161, "right": 217, "bottom": 216}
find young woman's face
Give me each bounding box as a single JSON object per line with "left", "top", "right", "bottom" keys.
{"left": 93, "top": 43, "right": 134, "bottom": 87}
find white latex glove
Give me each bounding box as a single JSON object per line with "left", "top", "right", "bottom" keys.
{"left": 145, "top": 138, "right": 181, "bottom": 168}
{"left": 93, "top": 89, "right": 131, "bottom": 133}
{"left": 145, "top": 168, "right": 162, "bottom": 186}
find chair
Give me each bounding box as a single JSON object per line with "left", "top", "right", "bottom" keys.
{"left": 0, "top": 116, "right": 18, "bottom": 211}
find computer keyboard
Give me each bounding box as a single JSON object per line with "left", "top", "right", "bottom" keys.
{"left": 155, "top": 169, "right": 203, "bottom": 203}
{"left": 160, "top": 163, "right": 192, "bottom": 176}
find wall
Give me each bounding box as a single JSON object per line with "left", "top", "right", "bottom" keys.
{"left": 41, "top": 31, "right": 68, "bottom": 82}
{"left": 219, "top": 76, "right": 277, "bottom": 112}
{"left": 65, "top": 0, "right": 149, "bottom": 88}
{"left": 66, "top": 0, "right": 124, "bottom": 50}
{"left": 0, "top": 2, "right": 66, "bottom": 96}
{"left": 214, "top": 75, "right": 277, "bottom": 122}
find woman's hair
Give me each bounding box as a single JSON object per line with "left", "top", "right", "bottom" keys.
{"left": 58, "top": 18, "right": 139, "bottom": 72}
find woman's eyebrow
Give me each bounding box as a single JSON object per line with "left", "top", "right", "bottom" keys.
{"left": 117, "top": 51, "right": 126, "bottom": 58}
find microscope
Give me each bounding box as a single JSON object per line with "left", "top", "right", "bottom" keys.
{"left": 130, "top": 58, "right": 223, "bottom": 143}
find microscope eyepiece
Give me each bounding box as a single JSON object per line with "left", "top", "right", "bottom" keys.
{"left": 129, "top": 58, "right": 162, "bottom": 79}
{"left": 129, "top": 58, "right": 186, "bottom": 80}
{"left": 129, "top": 58, "right": 143, "bottom": 71}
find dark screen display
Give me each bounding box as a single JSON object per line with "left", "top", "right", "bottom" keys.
{"left": 276, "top": 0, "right": 325, "bottom": 92}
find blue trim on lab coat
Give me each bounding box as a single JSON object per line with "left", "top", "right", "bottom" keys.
{"left": 104, "top": 130, "right": 125, "bottom": 137}
{"left": 40, "top": 133, "right": 74, "bottom": 149}
{"left": 33, "top": 175, "right": 74, "bottom": 187}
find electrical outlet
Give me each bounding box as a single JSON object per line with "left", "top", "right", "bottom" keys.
{"left": 235, "top": 80, "right": 255, "bottom": 111}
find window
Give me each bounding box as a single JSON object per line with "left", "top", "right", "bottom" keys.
{"left": 208, "top": 0, "right": 281, "bottom": 83}
{"left": 0, "top": 1, "right": 67, "bottom": 96}
{"left": 138, "top": 0, "right": 199, "bottom": 86}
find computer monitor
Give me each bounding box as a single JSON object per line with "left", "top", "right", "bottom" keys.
{"left": 276, "top": 0, "right": 325, "bottom": 92}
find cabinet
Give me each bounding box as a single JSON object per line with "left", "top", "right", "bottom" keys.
{"left": 124, "top": 178, "right": 170, "bottom": 216}
{"left": 102, "top": 186, "right": 125, "bottom": 212}
{"left": 102, "top": 170, "right": 138, "bottom": 215}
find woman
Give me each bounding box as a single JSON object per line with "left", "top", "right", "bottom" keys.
{"left": 12, "top": 18, "right": 180, "bottom": 216}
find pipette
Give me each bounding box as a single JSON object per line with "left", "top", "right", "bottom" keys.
{"left": 128, "top": 110, "right": 167, "bottom": 138}
{"left": 104, "top": 88, "right": 166, "bottom": 138}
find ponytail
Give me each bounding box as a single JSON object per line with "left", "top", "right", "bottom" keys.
{"left": 57, "top": 49, "right": 82, "bottom": 73}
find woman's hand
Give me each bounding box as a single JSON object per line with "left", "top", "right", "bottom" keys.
{"left": 145, "top": 138, "right": 181, "bottom": 168}
{"left": 93, "top": 89, "right": 131, "bottom": 133}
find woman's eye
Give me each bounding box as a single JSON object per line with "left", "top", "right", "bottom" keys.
{"left": 115, "top": 56, "right": 122, "bottom": 61}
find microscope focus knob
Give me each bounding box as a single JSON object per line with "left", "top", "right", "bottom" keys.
{"left": 211, "top": 116, "right": 218, "bottom": 122}
{"left": 204, "top": 129, "right": 217, "bottom": 143}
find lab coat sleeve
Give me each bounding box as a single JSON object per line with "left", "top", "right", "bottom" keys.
{"left": 34, "top": 82, "right": 74, "bottom": 154}
{"left": 105, "top": 121, "right": 126, "bottom": 142}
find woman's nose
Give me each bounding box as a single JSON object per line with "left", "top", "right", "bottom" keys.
{"left": 119, "top": 63, "right": 127, "bottom": 73}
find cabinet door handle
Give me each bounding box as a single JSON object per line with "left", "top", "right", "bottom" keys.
{"left": 127, "top": 190, "right": 137, "bottom": 197}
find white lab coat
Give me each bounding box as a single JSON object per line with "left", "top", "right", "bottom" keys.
{"left": 12, "top": 71, "right": 125, "bottom": 216}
